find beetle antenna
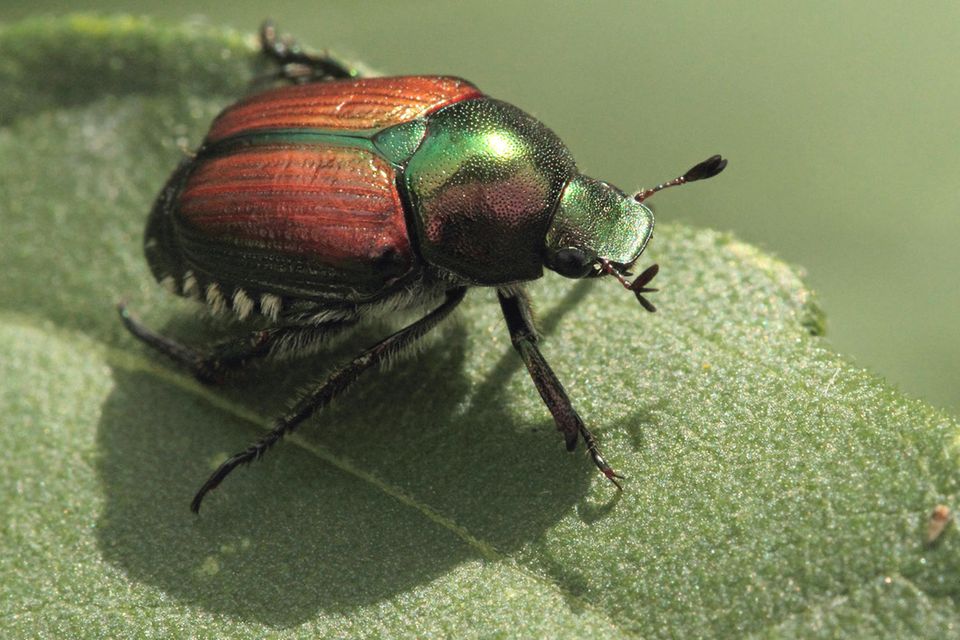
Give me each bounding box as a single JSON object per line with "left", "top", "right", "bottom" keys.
{"left": 633, "top": 154, "right": 727, "bottom": 203}
{"left": 599, "top": 259, "right": 659, "bottom": 312}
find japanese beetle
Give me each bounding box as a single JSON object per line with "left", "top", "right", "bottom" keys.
{"left": 120, "top": 22, "right": 727, "bottom": 512}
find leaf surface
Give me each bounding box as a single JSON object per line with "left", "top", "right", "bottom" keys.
{"left": 1, "top": 16, "right": 958, "bottom": 638}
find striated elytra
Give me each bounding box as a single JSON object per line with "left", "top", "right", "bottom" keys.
{"left": 119, "top": 21, "right": 727, "bottom": 512}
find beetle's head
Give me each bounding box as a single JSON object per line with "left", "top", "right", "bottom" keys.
{"left": 545, "top": 175, "right": 654, "bottom": 278}
{"left": 544, "top": 175, "right": 659, "bottom": 310}
{"left": 544, "top": 155, "right": 726, "bottom": 311}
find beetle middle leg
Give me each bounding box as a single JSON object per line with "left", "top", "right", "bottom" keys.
{"left": 497, "top": 287, "right": 624, "bottom": 489}
{"left": 118, "top": 303, "right": 356, "bottom": 383}
{"left": 190, "top": 286, "right": 468, "bottom": 512}
{"left": 259, "top": 20, "right": 357, "bottom": 83}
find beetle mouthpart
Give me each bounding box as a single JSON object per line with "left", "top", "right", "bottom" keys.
{"left": 599, "top": 259, "right": 659, "bottom": 312}
{"left": 633, "top": 154, "right": 728, "bottom": 203}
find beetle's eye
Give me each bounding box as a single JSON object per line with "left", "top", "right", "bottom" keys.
{"left": 550, "top": 247, "right": 595, "bottom": 279}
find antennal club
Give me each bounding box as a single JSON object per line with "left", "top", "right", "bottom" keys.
{"left": 599, "top": 259, "right": 660, "bottom": 312}
{"left": 634, "top": 154, "right": 727, "bottom": 203}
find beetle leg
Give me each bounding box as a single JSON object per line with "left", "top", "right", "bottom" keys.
{"left": 497, "top": 288, "right": 624, "bottom": 490}
{"left": 259, "top": 20, "right": 358, "bottom": 83}
{"left": 118, "top": 303, "right": 356, "bottom": 383}
{"left": 118, "top": 302, "right": 206, "bottom": 372}
{"left": 190, "top": 320, "right": 360, "bottom": 383}
{"left": 190, "top": 287, "right": 468, "bottom": 513}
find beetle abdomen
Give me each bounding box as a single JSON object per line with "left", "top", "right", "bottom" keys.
{"left": 207, "top": 76, "right": 481, "bottom": 140}
{"left": 147, "top": 142, "right": 415, "bottom": 312}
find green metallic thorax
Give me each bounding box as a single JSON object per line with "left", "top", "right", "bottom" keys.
{"left": 403, "top": 98, "right": 577, "bottom": 285}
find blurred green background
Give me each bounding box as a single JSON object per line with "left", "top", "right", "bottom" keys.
{"left": 3, "top": 1, "right": 957, "bottom": 414}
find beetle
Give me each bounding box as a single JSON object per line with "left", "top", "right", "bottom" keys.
{"left": 119, "top": 22, "right": 726, "bottom": 512}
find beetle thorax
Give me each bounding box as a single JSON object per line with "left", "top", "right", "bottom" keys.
{"left": 403, "top": 98, "right": 576, "bottom": 286}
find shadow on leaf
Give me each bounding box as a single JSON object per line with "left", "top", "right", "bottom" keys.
{"left": 96, "top": 287, "right": 598, "bottom": 626}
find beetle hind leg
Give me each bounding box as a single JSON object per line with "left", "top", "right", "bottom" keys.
{"left": 258, "top": 20, "right": 358, "bottom": 83}
{"left": 118, "top": 303, "right": 357, "bottom": 383}
{"left": 119, "top": 302, "right": 208, "bottom": 376}
{"left": 190, "top": 287, "right": 468, "bottom": 513}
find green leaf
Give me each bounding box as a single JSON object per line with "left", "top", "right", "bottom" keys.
{"left": 1, "top": 15, "right": 958, "bottom": 638}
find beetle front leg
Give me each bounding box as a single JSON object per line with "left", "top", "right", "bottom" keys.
{"left": 259, "top": 21, "right": 358, "bottom": 83}
{"left": 118, "top": 303, "right": 355, "bottom": 383}
{"left": 190, "top": 287, "right": 468, "bottom": 513}
{"left": 496, "top": 288, "right": 623, "bottom": 489}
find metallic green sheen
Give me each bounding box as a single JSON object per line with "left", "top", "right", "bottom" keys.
{"left": 546, "top": 175, "right": 654, "bottom": 265}
{"left": 373, "top": 119, "right": 428, "bottom": 166}
{"left": 218, "top": 128, "right": 377, "bottom": 151}
{"left": 210, "top": 124, "right": 428, "bottom": 168}
{"left": 403, "top": 98, "right": 577, "bottom": 285}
